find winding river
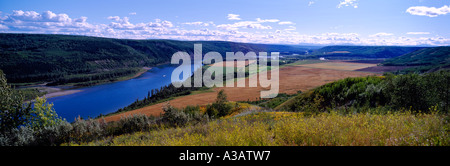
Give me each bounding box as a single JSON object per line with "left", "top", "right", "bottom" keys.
{"left": 48, "top": 63, "right": 200, "bottom": 122}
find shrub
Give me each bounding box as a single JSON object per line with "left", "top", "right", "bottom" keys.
{"left": 206, "top": 90, "right": 233, "bottom": 118}
{"left": 0, "top": 120, "right": 73, "bottom": 146}
{"left": 70, "top": 118, "right": 105, "bottom": 143}
{"left": 33, "top": 120, "right": 73, "bottom": 146}
{"left": 117, "top": 114, "right": 155, "bottom": 134}
{"left": 285, "top": 72, "right": 450, "bottom": 113}
{"left": 0, "top": 126, "right": 34, "bottom": 146}
{"left": 162, "top": 102, "right": 188, "bottom": 126}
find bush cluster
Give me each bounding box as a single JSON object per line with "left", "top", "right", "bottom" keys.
{"left": 285, "top": 71, "right": 450, "bottom": 113}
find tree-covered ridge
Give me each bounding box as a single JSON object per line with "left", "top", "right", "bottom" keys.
{"left": 311, "top": 45, "right": 423, "bottom": 59}
{"left": 280, "top": 71, "right": 450, "bottom": 113}
{"left": 382, "top": 46, "right": 450, "bottom": 73}
{"left": 0, "top": 33, "right": 308, "bottom": 85}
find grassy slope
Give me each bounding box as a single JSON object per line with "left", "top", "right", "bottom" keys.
{"left": 81, "top": 111, "right": 449, "bottom": 146}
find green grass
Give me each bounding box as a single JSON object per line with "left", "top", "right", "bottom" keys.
{"left": 189, "top": 87, "right": 215, "bottom": 95}
{"left": 281, "top": 59, "right": 325, "bottom": 67}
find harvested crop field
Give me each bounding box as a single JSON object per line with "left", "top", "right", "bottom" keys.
{"left": 103, "top": 64, "right": 377, "bottom": 122}
{"left": 297, "top": 61, "right": 377, "bottom": 71}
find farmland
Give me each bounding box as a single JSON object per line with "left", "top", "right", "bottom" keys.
{"left": 295, "top": 61, "right": 377, "bottom": 71}
{"left": 102, "top": 60, "right": 377, "bottom": 122}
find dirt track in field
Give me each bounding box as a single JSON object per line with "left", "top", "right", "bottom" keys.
{"left": 102, "top": 64, "right": 377, "bottom": 122}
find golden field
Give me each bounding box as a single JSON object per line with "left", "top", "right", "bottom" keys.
{"left": 79, "top": 111, "right": 449, "bottom": 146}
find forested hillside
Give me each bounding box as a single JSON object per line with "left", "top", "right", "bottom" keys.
{"left": 278, "top": 71, "right": 450, "bottom": 113}
{"left": 0, "top": 33, "right": 307, "bottom": 85}
{"left": 311, "top": 45, "right": 423, "bottom": 59}
{"left": 382, "top": 46, "right": 450, "bottom": 73}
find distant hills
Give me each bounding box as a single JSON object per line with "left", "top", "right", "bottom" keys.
{"left": 0, "top": 33, "right": 307, "bottom": 84}
{"left": 311, "top": 45, "right": 423, "bottom": 59}
{"left": 382, "top": 46, "right": 450, "bottom": 73}
{"left": 0, "top": 33, "right": 448, "bottom": 85}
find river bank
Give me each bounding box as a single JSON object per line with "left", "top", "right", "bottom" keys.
{"left": 20, "top": 66, "right": 153, "bottom": 101}
{"left": 47, "top": 63, "right": 193, "bottom": 121}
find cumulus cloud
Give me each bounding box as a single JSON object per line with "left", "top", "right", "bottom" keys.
{"left": 337, "top": 0, "right": 358, "bottom": 8}
{"left": 217, "top": 20, "right": 272, "bottom": 30}
{"left": 0, "top": 10, "right": 93, "bottom": 33}
{"left": 406, "top": 32, "right": 431, "bottom": 35}
{"left": 256, "top": 18, "right": 279, "bottom": 23}
{"left": 182, "top": 21, "right": 214, "bottom": 26}
{"left": 107, "top": 16, "right": 173, "bottom": 30}
{"left": 406, "top": 5, "right": 450, "bottom": 17}
{"left": 284, "top": 26, "right": 296, "bottom": 31}
{"left": 107, "top": 16, "right": 121, "bottom": 21}
{"left": 129, "top": 12, "right": 137, "bottom": 15}
{"left": 278, "top": 21, "right": 294, "bottom": 25}
{"left": 227, "top": 14, "right": 241, "bottom": 20}
{"left": 369, "top": 32, "right": 394, "bottom": 38}
{"left": 0, "top": 24, "right": 8, "bottom": 30}
{"left": 216, "top": 17, "right": 281, "bottom": 30}
{"left": 308, "top": 1, "right": 315, "bottom": 6}
{"left": 0, "top": 10, "right": 448, "bottom": 46}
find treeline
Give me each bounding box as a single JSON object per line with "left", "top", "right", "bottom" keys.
{"left": 47, "top": 68, "right": 142, "bottom": 86}
{"left": 311, "top": 45, "right": 423, "bottom": 59}
{"left": 281, "top": 71, "right": 450, "bottom": 113}
{"left": 113, "top": 84, "right": 201, "bottom": 115}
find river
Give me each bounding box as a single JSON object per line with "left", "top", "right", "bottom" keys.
{"left": 48, "top": 63, "right": 200, "bottom": 122}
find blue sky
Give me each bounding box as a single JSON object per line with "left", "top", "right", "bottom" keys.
{"left": 0, "top": 0, "right": 449, "bottom": 45}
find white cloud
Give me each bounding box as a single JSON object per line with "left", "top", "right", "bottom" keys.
{"left": 0, "top": 10, "right": 448, "bottom": 46}
{"left": 217, "top": 17, "right": 280, "bottom": 30}
{"left": 107, "top": 16, "right": 173, "bottom": 30}
{"left": 256, "top": 18, "right": 279, "bottom": 23}
{"left": 406, "top": 5, "right": 450, "bottom": 17}
{"left": 246, "top": 23, "right": 272, "bottom": 29}
{"left": 217, "top": 20, "right": 272, "bottom": 30}
{"left": 406, "top": 32, "right": 431, "bottom": 35}
{"left": 278, "top": 21, "right": 294, "bottom": 25}
{"left": 129, "top": 12, "right": 137, "bottom": 15}
{"left": 182, "top": 21, "right": 214, "bottom": 26}
{"left": 308, "top": 1, "right": 315, "bottom": 6}
{"left": 0, "top": 10, "right": 93, "bottom": 33}
{"left": 285, "top": 26, "right": 296, "bottom": 31}
{"left": 0, "top": 24, "right": 8, "bottom": 30}
{"left": 337, "top": 0, "right": 358, "bottom": 8}
{"left": 227, "top": 14, "right": 241, "bottom": 20}
{"left": 107, "top": 16, "right": 121, "bottom": 21}
{"left": 369, "top": 32, "right": 394, "bottom": 37}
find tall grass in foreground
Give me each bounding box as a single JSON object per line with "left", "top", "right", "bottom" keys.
{"left": 78, "top": 111, "right": 449, "bottom": 146}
